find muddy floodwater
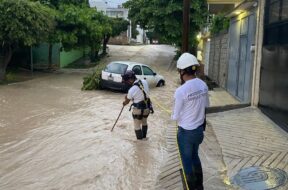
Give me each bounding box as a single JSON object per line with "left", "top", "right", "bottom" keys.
{"left": 0, "top": 45, "right": 178, "bottom": 190}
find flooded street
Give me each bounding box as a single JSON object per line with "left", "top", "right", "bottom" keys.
{"left": 0, "top": 45, "right": 177, "bottom": 190}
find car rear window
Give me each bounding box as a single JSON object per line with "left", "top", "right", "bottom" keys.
{"left": 105, "top": 63, "right": 128, "bottom": 74}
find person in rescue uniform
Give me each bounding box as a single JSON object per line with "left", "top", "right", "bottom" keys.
{"left": 122, "top": 70, "right": 152, "bottom": 140}
{"left": 171, "top": 53, "right": 209, "bottom": 190}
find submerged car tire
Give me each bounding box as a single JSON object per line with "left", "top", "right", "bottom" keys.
{"left": 156, "top": 80, "right": 165, "bottom": 87}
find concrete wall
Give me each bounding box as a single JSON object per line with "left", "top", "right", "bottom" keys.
{"left": 32, "top": 43, "right": 61, "bottom": 69}
{"left": 32, "top": 44, "right": 90, "bottom": 69}
{"left": 60, "top": 49, "right": 85, "bottom": 68}
{"left": 109, "top": 31, "right": 129, "bottom": 45}
{"left": 251, "top": 0, "right": 265, "bottom": 106}
{"left": 208, "top": 32, "right": 229, "bottom": 88}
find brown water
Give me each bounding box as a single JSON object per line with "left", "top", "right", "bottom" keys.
{"left": 0, "top": 45, "right": 177, "bottom": 190}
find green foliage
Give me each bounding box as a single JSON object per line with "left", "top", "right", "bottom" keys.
{"left": 31, "top": 0, "right": 89, "bottom": 8}
{"left": 210, "top": 14, "right": 230, "bottom": 35}
{"left": 110, "top": 18, "right": 130, "bottom": 37}
{"left": 123, "top": 0, "right": 208, "bottom": 51}
{"left": 0, "top": 0, "right": 54, "bottom": 47}
{"left": 34, "top": 0, "right": 111, "bottom": 62}
{"left": 0, "top": 0, "right": 55, "bottom": 80}
{"left": 56, "top": 4, "right": 110, "bottom": 61}
{"left": 102, "top": 17, "right": 129, "bottom": 55}
{"left": 82, "top": 62, "right": 106, "bottom": 90}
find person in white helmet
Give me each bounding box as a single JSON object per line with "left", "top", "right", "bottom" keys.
{"left": 171, "top": 53, "right": 209, "bottom": 190}
{"left": 122, "top": 70, "right": 153, "bottom": 140}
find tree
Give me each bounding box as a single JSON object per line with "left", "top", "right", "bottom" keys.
{"left": 33, "top": 0, "right": 90, "bottom": 68}
{"left": 35, "top": 0, "right": 110, "bottom": 63}
{"left": 102, "top": 18, "right": 130, "bottom": 54}
{"left": 0, "top": 0, "right": 54, "bottom": 81}
{"left": 123, "top": 0, "right": 208, "bottom": 53}
{"left": 32, "top": 0, "right": 89, "bottom": 8}
{"left": 210, "top": 14, "right": 230, "bottom": 35}
{"left": 57, "top": 4, "right": 109, "bottom": 62}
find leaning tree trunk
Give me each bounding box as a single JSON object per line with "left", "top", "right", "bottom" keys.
{"left": 90, "top": 45, "right": 96, "bottom": 62}
{"left": 0, "top": 45, "right": 13, "bottom": 81}
{"left": 48, "top": 43, "right": 53, "bottom": 70}
{"left": 102, "top": 35, "right": 110, "bottom": 55}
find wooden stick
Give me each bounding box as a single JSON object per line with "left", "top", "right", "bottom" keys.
{"left": 111, "top": 106, "right": 125, "bottom": 132}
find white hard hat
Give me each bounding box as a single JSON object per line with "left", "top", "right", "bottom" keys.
{"left": 177, "top": 53, "right": 199, "bottom": 69}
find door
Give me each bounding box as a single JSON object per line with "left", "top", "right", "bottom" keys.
{"left": 227, "top": 20, "right": 240, "bottom": 97}
{"left": 141, "top": 65, "right": 157, "bottom": 87}
{"left": 227, "top": 12, "right": 256, "bottom": 102}
{"left": 237, "top": 36, "right": 248, "bottom": 99}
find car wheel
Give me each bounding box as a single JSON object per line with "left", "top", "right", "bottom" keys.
{"left": 156, "top": 80, "right": 165, "bottom": 87}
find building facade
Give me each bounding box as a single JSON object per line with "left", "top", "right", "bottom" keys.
{"left": 226, "top": 1, "right": 257, "bottom": 103}
{"left": 255, "top": 0, "right": 288, "bottom": 131}
{"left": 207, "top": 0, "right": 288, "bottom": 132}
{"left": 89, "top": 1, "right": 132, "bottom": 44}
{"left": 201, "top": 0, "right": 243, "bottom": 76}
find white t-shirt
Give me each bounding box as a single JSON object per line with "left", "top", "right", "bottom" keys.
{"left": 127, "top": 79, "right": 149, "bottom": 103}
{"left": 171, "top": 78, "right": 209, "bottom": 130}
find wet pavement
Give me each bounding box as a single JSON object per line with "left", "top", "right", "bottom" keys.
{"left": 0, "top": 45, "right": 176, "bottom": 190}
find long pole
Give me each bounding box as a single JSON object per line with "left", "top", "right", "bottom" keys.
{"left": 111, "top": 106, "right": 125, "bottom": 132}
{"left": 182, "top": 0, "right": 190, "bottom": 53}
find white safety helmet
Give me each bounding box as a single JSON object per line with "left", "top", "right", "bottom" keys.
{"left": 177, "top": 53, "right": 199, "bottom": 70}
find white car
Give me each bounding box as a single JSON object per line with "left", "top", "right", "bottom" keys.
{"left": 101, "top": 61, "right": 165, "bottom": 91}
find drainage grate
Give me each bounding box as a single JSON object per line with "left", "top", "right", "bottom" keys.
{"left": 232, "top": 166, "right": 287, "bottom": 190}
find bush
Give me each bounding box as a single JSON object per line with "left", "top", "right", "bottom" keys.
{"left": 81, "top": 62, "right": 106, "bottom": 90}
{"left": 210, "top": 14, "right": 230, "bottom": 35}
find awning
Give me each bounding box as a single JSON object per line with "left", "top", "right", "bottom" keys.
{"left": 226, "top": 0, "right": 258, "bottom": 18}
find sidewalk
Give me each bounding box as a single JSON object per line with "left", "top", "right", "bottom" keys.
{"left": 155, "top": 88, "right": 288, "bottom": 190}
{"left": 208, "top": 107, "right": 288, "bottom": 190}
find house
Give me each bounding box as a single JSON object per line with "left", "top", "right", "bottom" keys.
{"left": 89, "top": 0, "right": 108, "bottom": 12}
{"left": 205, "top": 0, "right": 288, "bottom": 132}
{"left": 105, "top": 7, "right": 132, "bottom": 45}
{"left": 89, "top": 1, "right": 133, "bottom": 44}
{"left": 200, "top": 0, "right": 242, "bottom": 77}
{"left": 89, "top": 1, "right": 147, "bottom": 44}
{"left": 225, "top": 1, "right": 258, "bottom": 103}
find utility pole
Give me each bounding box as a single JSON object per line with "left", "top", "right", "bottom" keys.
{"left": 182, "top": 0, "right": 190, "bottom": 53}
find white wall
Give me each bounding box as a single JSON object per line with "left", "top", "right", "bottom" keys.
{"left": 135, "top": 25, "right": 147, "bottom": 44}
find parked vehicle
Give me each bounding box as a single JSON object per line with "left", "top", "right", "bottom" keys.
{"left": 101, "top": 61, "right": 165, "bottom": 91}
